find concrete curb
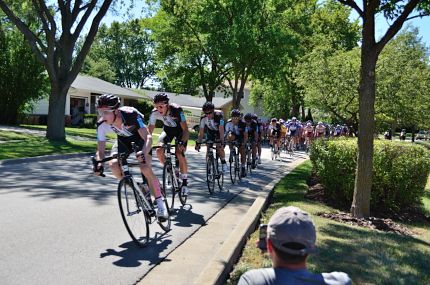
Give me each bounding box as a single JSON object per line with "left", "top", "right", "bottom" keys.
{"left": 193, "top": 160, "right": 304, "bottom": 285}
{"left": 0, "top": 152, "right": 93, "bottom": 166}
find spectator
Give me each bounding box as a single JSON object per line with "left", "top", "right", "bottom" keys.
{"left": 238, "top": 206, "right": 351, "bottom": 285}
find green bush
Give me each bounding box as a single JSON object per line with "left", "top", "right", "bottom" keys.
{"left": 83, "top": 114, "right": 97, "bottom": 128}
{"left": 310, "top": 138, "right": 430, "bottom": 210}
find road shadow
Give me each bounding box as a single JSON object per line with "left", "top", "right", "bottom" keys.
{"left": 100, "top": 232, "right": 173, "bottom": 268}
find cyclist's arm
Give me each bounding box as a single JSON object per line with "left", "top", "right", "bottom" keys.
{"left": 96, "top": 140, "right": 106, "bottom": 161}
{"left": 219, "top": 125, "right": 225, "bottom": 144}
{"left": 180, "top": 121, "right": 189, "bottom": 143}
{"left": 138, "top": 127, "right": 153, "bottom": 155}
{"left": 148, "top": 124, "right": 155, "bottom": 134}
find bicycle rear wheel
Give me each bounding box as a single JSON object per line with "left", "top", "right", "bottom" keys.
{"left": 162, "top": 163, "right": 175, "bottom": 212}
{"left": 206, "top": 156, "right": 215, "bottom": 194}
{"left": 117, "top": 180, "right": 149, "bottom": 247}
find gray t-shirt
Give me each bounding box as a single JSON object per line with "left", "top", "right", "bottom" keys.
{"left": 238, "top": 268, "right": 351, "bottom": 285}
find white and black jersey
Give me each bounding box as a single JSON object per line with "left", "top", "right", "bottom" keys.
{"left": 148, "top": 103, "right": 186, "bottom": 129}
{"left": 199, "top": 110, "right": 224, "bottom": 131}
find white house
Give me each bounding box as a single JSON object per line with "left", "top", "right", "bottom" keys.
{"left": 28, "top": 74, "right": 265, "bottom": 126}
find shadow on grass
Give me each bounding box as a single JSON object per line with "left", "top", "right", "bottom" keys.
{"left": 311, "top": 222, "right": 430, "bottom": 285}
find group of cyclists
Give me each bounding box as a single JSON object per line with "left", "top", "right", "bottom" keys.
{"left": 92, "top": 92, "right": 350, "bottom": 225}
{"left": 262, "top": 118, "right": 351, "bottom": 153}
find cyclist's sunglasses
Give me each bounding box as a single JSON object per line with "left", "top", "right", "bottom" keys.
{"left": 98, "top": 109, "right": 115, "bottom": 116}
{"left": 232, "top": 116, "right": 240, "bottom": 120}
{"left": 204, "top": 111, "right": 213, "bottom": 115}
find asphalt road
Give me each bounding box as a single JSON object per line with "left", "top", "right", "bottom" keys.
{"left": 0, "top": 147, "right": 304, "bottom": 285}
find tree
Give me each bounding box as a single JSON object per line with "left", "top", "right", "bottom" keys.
{"left": 337, "top": 0, "right": 430, "bottom": 218}
{"left": 376, "top": 27, "right": 430, "bottom": 134}
{"left": 296, "top": 46, "right": 361, "bottom": 131}
{"left": 151, "top": 0, "right": 232, "bottom": 100}
{"left": 83, "top": 19, "right": 157, "bottom": 89}
{"left": 0, "top": 0, "right": 114, "bottom": 140}
{"left": 250, "top": 0, "right": 360, "bottom": 120}
{"left": 0, "top": 8, "right": 48, "bottom": 124}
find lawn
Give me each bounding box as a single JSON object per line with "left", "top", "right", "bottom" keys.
{"left": 0, "top": 125, "right": 197, "bottom": 160}
{"left": 226, "top": 161, "right": 430, "bottom": 285}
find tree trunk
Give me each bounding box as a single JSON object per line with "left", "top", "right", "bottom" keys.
{"left": 46, "top": 82, "right": 68, "bottom": 141}
{"left": 350, "top": 47, "right": 378, "bottom": 218}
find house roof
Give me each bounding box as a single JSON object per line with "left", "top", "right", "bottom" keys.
{"left": 71, "top": 75, "right": 143, "bottom": 99}
{"left": 141, "top": 90, "right": 232, "bottom": 109}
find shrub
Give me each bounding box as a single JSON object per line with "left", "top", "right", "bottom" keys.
{"left": 310, "top": 138, "right": 430, "bottom": 211}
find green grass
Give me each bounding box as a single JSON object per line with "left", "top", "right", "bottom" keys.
{"left": 1, "top": 125, "right": 197, "bottom": 160}
{"left": 0, "top": 131, "right": 98, "bottom": 160}
{"left": 227, "top": 161, "right": 430, "bottom": 285}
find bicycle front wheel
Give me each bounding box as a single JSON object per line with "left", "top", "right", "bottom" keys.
{"left": 229, "top": 151, "right": 236, "bottom": 184}
{"left": 162, "top": 163, "right": 175, "bottom": 212}
{"left": 206, "top": 156, "right": 215, "bottom": 195}
{"left": 117, "top": 180, "right": 149, "bottom": 247}
{"left": 216, "top": 156, "right": 224, "bottom": 191}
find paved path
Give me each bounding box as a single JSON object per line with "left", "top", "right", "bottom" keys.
{"left": 0, "top": 145, "right": 307, "bottom": 285}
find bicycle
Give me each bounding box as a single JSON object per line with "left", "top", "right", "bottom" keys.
{"left": 198, "top": 140, "right": 224, "bottom": 194}
{"left": 228, "top": 140, "right": 242, "bottom": 184}
{"left": 245, "top": 142, "right": 253, "bottom": 175}
{"left": 91, "top": 143, "right": 171, "bottom": 247}
{"left": 155, "top": 143, "right": 187, "bottom": 212}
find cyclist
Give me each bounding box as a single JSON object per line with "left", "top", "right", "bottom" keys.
{"left": 94, "top": 94, "right": 168, "bottom": 221}
{"left": 314, "top": 121, "right": 326, "bottom": 138}
{"left": 244, "top": 113, "right": 258, "bottom": 169}
{"left": 148, "top": 93, "right": 190, "bottom": 196}
{"left": 279, "top": 119, "right": 287, "bottom": 151}
{"left": 268, "top": 118, "right": 282, "bottom": 154}
{"left": 225, "top": 109, "right": 248, "bottom": 178}
{"left": 341, "top": 124, "right": 350, "bottom": 137}
{"left": 286, "top": 117, "right": 301, "bottom": 150}
{"left": 252, "top": 114, "right": 263, "bottom": 164}
{"left": 303, "top": 121, "right": 314, "bottom": 148}
{"left": 195, "top": 102, "right": 227, "bottom": 172}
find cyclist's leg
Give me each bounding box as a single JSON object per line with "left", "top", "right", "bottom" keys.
{"left": 108, "top": 140, "right": 122, "bottom": 179}
{"left": 156, "top": 131, "right": 168, "bottom": 165}
{"left": 239, "top": 138, "right": 246, "bottom": 176}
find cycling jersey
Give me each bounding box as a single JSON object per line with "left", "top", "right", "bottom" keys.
{"left": 225, "top": 119, "right": 247, "bottom": 142}
{"left": 97, "top": 106, "right": 145, "bottom": 140}
{"left": 246, "top": 120, "right": 258, "bottom": 140}
{"left": 149, "top": 103, "right": 187, "bottom": 144}
{"left": 315, "top": 125, "right": 326, "bottom": 137}
{"left": 96, "top": 106, "right": 147, "bottom": 155}
{"left": 304, "top": 125, "right": 314, "bottom": 137}
{"left": 269, "top": 123, "right": 282, "bottom": 138}
{"left": 199, "top": 110, "right": 224, "bottom": 131}
{"left": 200, "top": 110, "right": 224, "bottom": 141}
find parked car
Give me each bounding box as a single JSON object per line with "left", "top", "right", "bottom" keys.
{"left": 416, "top": 130, "right": 428, "bottom": 140}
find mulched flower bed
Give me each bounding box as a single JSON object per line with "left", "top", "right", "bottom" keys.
{"left": 306, "top": 172, "right": 430, "bottom": 236}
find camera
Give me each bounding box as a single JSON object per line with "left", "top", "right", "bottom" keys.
{"left": 257, "top": 224, "right": 268, "bottom": 251}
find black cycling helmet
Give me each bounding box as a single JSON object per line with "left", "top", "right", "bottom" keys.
{"left": 244, "top": 113, "right": 253, "bottom": 121}
{"left": 251, "top": 113, "right": 258, "bottom": 120}
{"left": 153, "top": 93, "right": 169, "bottom": 104}
{"left": 230, "top": 109, "right": 241, "bottom": 117}
{"left": 202, "top": 101, "right": 215, "bottom": 112}
{"left": 97, "top": 94, "right": 120, "bottom": 109}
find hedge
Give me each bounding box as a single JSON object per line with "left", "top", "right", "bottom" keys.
{"left": 310, "top": 138, "right": 430, "bottom": 211}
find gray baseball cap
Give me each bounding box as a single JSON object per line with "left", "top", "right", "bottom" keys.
{"left": 267, "top": 206, "right": 316, "bottom": 256}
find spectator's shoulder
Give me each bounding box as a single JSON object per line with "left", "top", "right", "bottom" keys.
{"left": 322, "top": 271, "right": 352, "bottom": 285}
{"left": 238, "top": 268, "right": 274, "bottom": 285}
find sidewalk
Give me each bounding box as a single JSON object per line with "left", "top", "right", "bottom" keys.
{"left": 139, "top": 155, "right": 308, "bottom": 285}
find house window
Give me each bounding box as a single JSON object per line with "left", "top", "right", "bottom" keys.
{"left": 90, "top": 93, "right": 101, "bottom": 114}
